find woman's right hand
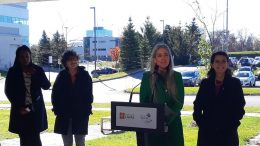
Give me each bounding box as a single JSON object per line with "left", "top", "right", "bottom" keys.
{"left": 19, "top": 107, "right": 30, "bottom": 115}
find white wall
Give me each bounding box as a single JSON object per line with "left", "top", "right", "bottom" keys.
{"left": 72, "top": 46, "right": 84, "bottom": 61}
{"left": 0, "top": 35, "right": 22, "bottom": 70}
{"left": 89, "top": 37, "right": 117, "bottom": 57}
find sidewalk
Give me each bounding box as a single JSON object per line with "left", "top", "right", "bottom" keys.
{"left": 246, "top": 134, "right": 260, "bottom": 146}
{"left": 0, "top": 124, "right": 108, "bottom": 146}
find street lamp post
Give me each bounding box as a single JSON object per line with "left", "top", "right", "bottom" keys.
{"left": 90, "top": 6, "right": 97, "bottom": 70}
{"left": 225, "top": 0, "right": 229, "bottom": 52}
{"left": 160, "top": 20, "right": 165, "bottom": 42}
{"left": 64, "top": 26, "right": 68, "bottom": 50}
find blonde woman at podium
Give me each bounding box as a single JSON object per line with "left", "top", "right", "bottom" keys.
{"left": 137, "top": 43, "right": 185, "bottom": 146}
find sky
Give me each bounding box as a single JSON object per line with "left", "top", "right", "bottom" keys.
{"left": 28, "top": 0, "right": 260, "bottom": 45}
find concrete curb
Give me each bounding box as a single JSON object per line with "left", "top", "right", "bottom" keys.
{"left": 92, "top": 69, "right": 144, "bottom": 83}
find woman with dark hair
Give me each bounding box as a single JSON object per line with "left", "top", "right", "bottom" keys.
{"left": 138, "top": 43, "right": 185, "bottom": 146}
{"left": 5, "top": 45, "right": 51, "bottom": 146}
{"left": 193, "top": 51, "right": 246, "bottom": 146}
{"left": 51, "top": 50, "right": 93, "bottom": 146}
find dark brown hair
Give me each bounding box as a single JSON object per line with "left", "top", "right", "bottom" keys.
{"left": 207, "top": 51, "right": 232, "bottom": 79}
{"left": 61, "top": 50, "right": 79, "bottom": 68}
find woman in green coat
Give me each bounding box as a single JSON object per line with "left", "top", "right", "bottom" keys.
{"left": 138, "top": 43, "right": 185, "bottom": 146}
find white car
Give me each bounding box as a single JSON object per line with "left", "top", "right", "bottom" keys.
{"left": 233, "top": 66, "right": 253, "bottom": 76}
{"left": 236, "top": 71, "right": 256, "bottom": 87}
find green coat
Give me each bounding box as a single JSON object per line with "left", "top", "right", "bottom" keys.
{"left": 140, "top": 71, "right": 184, "bottom": 146}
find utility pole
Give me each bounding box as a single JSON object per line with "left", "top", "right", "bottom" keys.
{"left": 160, "top": 20, "right": 165, "bottom": 42}
{"left": 90, "top": 7, "right": 97, "bottom": 70}
{"left": 226, "top": 0, "right": 229, "bottom": 52}
{"left": 64, "top": 26, "right": 68, "bottom": 49}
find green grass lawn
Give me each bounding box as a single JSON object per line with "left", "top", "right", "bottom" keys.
{"left": 1, "top": 101, "right": 259, "bottom": 113}
{"left": 127, "top": 87, "right": 260, "bottom": 95}
{"left": 91, "top": 103, "right": 260, "bottom": 113}
{"left": 87, "top": 116, "right": 260, "bottom": 146}
{"left": 0, "top": 110, "right": 110, "bottom": 140}
{"left": 0, "top": 109, "right": 260, "bottom": 146}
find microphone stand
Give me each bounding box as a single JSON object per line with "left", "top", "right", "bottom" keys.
{"left": 129, "top": 82, "right": 141, "bottom": 103}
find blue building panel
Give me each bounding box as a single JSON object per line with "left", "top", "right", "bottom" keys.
{"left": 86, "top": 26, "right": 112, "bottom": 37}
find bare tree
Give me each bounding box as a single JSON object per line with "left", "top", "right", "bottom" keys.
{"left": 237, "top": 29, "right": 248, "bottom": 51}
{"left": 185, "top": 0, "right": 221, "bottom": 50}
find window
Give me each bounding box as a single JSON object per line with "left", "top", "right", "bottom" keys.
{"left": 0, "top": 15, "right": 28, "bottom": 25}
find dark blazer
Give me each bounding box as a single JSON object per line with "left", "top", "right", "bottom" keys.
{"left": 51, "top": 66, "right": 93, "bottom": 135}
{"left": 193, "top": 76, "right": 245, "bottom": 146}
{"left": 5, "top": 64, "right": 51, "bottom": 134}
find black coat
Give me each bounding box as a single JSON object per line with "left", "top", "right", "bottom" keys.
{"left": 5, "top": 64, "right": 51, "bottom": 134}
{"left": 51, "top": 66, "right": 93, "bottom": 135}
{"left": 193, "top": 76, "right": 245, "bottom": 146}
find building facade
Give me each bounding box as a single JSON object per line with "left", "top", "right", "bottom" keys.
{"left": 83, "top": 27, "right": 119, "bottom": 61}
{"left": 0, "top": 3, "right": 28, "bottom": 70}
{"left": 68, "top": 40, "right": 84, "bottom": 61}
{"left": 0, "top": 3, "right": 28, "bottom": 45}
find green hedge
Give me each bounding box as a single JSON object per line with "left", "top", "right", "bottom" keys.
{"left": 228, "top": 51, "right": 260, "bottom": 59}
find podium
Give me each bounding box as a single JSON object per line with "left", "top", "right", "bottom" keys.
{"left": 111, "top": 101, "right": 165, "bottom": 133}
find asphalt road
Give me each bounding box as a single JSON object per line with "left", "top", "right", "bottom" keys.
{"left": 0, "top": 65, "right": 260, "bottom": 106}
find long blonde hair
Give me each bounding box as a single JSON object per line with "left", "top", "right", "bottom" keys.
{"left": 147, "top": 43, "right": 177, "bottom": 102}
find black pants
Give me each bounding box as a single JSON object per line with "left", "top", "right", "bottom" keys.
{"left": 136, "top": 132, "right": 150, "bottom": 146}
{"left": 19, "top": 133, "right": 42, "bottom": 146}
{"left": 136, "top": 132, "right": 145, "bottom": 146}
{"left": 197, "top": 128, "right": 239, "bottom": 146}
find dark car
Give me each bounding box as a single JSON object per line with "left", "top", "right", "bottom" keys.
{"left": 181, "top": 70, "right": 201, "bottom": 86}
{"left": 91, "top": 67, "right": 118, "bottom": 75}
{"left": 237, "top": 58, "right": 253, "bottom": 67}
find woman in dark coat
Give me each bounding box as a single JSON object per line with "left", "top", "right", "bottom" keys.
{"left": 51, "top": 50, "right": 93, "bottom": 146}
{"left": 193, "top": 51, "right": 246, "bottom": 146}
{"left": 5, "top": 45, "right": 51, "bottom": 146}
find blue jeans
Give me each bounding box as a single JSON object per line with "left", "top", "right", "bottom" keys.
{"left": 61, "top": 119, "right": 86, "bottom": 146}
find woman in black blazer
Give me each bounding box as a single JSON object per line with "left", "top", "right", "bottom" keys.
{"left": 51, "top": 50, "right": 93, "bottom": 146}
{"left": 5, "top": 45, "right": 51, "bottom": 146}
{"left": 193, "top": 51, "right": 246, "bottom": 146}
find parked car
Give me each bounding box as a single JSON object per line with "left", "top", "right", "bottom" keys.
{"left": 257, "top": 70, "right": 260, "bottom": 80}
{"left": 233, "top": 66, "right": 253, "bottom": 76}
{"left": 229, "top": 57, "right": 238, "bottom": 67}
{"left": 253, "top": 57, "right": 260, "bottom": 67}
{"left": 253, "top": 56, "right": 260, "bottom": 64}
{"left": 235, "top": 71, "right": 256, "bottom": 87}
{"left": 237, "top": 57, "right": 253, "bottom": 67}
{"left": 181, "top": 70, "right": 201, "bottom": 86}
{"left": 91, "top": 67, "right": 118, "bottom": 75}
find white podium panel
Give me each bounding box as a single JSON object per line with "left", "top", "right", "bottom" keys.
{"left": 111, "top": 102, "right": 165, "bottom": 133}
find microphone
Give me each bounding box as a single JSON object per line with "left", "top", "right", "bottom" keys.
{"left": 129, "top": 82, "right": 141, "bottom": 103}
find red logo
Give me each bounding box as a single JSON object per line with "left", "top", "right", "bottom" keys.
{"left": 120, "top": 112, "right": 125, "bottom": 119}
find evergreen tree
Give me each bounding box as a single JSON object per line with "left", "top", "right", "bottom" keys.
{"left": 141, "top": 17, "right": 161, "bottom": 50}
{"left": 120, "top": 17, "right": 141, "bottom": 71}
{"left": 140, "top": 35, "right": 150, "bottom": 68}
{"left": 38, "top": 30, "right": 51, "bottom": 65}
{"left": 30, "top": 45, "right": 39, "bottom": 64}
{"left": 164, "top": 25, "right": 187, "bottom": 65}
{"left": 163, "top": 20, "right": 201, "bottom": 65}
{"left": 184, "top": 18, "right": 202, "bottom": 64}
{"left": 51, "top": 31, "right": 67, "bottom": 66}
{"left": 139, "top": 17, "right": 161, "bottom": 68}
